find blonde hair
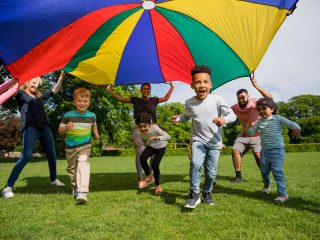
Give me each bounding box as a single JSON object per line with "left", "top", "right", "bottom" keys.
{"left": 20, "top": 77, "right": 43, "bottom": 98}
{"left": 73, "top": 87, "right": 91, "bottom": 100}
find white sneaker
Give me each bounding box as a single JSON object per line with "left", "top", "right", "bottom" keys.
{"left": 2, "top": 186, "right": 14, "bottom": 198}
{"left": 51, "top": 179, "right": 65, "bottom": 187}
{"left": 76, "top": 192, "right": 87, "bottom": 204}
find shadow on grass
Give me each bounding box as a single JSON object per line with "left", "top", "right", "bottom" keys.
{"left": 214, "top": 175, "right": 320, "bottom": 214}
{"left": 10, "top": 171, "right": 320, "bottom": 214}
{"left": 15, "top": 172, "right": 187, "bottom": 194}
{"left": 0, "top": 157, "right": 66, "bottom": 163}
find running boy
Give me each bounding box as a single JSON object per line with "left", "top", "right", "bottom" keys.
{"left": 247, "top": 98, "right": 300, "bottom": 203}
{"left": 172, "top": 65, "right": 236, "bottom": 208}
{"left": 58, "top": 87, "right": 100, "bottom": 204}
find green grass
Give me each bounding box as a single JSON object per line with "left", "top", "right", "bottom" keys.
{"left": 1, "top": 152, "right": 319, "bottom": 240}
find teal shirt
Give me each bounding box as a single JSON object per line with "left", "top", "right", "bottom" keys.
{"left": 59, "top": 110, "right": 96, "bottom": 148}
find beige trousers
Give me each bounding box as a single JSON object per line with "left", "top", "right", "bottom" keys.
{"left": 65, "top": 144, "right": 91, "bottom": 193}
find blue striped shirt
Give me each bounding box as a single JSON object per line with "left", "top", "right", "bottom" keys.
{"left": 247, "top": 115, "right": 300, "bottom": 149}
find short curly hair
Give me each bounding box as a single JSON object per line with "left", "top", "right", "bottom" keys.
{"left": 191, "top": 65, "right": 212, "bottom": 77}
{"left": 73, "top": 87, "right": 91, "bottom": 100}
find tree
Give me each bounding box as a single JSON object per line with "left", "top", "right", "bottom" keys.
{"left": 46, "top": 73, "right": 139, "bottom": 155}
{"left": 222, "top": 119, "right": 242, "bottom": 146}
{"left": 277, "top": 95, "right": 320, "bottom": 143}
{"left": 277, "top": 95, "right": 320, "bottom": 120}
{"left": 157, "top": 102, "right": 191, "bottom": 144}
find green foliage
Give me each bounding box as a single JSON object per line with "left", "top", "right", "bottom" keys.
{"left": 277, "top": 95, "right": 320, "bottom": 143}
{"left": 1, "top": 65, "right": 320, "bottom": 152}
{"left": 277, "top": 95, "right": 320, "bottom": 120}
{"left": 222, "top": 119, "right": 242, "bottom": 146}
{"left": 157, "top": 102, "right": 191, "bottom": 144}
{"left": 298, "top": 116, "right": 320, "bottom": 142}
{"left": 285, "top": 143, "right": 320, "bottom": 152}
{"left": 47, "top": 74, "right": 139, "bottom": 156}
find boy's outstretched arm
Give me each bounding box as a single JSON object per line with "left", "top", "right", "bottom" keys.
{"left": 106, "top": 85, "right": 131, "bottom": 103}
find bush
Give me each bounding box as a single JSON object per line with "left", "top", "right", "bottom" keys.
{"left": 102, "top": 144, "right": 320, "bottom": 157}
{"left": 285, "top": 143, "right": 320, "bottom": 152}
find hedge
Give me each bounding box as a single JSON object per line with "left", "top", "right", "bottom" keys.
{"left": 102, "top": 143, "right": 320, "bottom": 157}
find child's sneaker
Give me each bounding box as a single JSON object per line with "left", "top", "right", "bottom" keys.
{"left": 233, "top": 177, "right": 244, "bottom": 183}
{"left": 76, "top": 192, "right": 87, "bottom": 204}
{"left": 184, "top": 192, "right": 201, "bottom": 209}
{"left": 138, "top": 176, "right": 154, "bottom": 189}
{"left": 155, "top": 185, "right": 163, "bottom": 195}
{"left": 262, "top": 184, "right": 271, "bottom": 193}
{"left": 202, "top": 192, "right": 214, "bottom": 206}
{"left": 72, "top": 188, "right": 78, "bottom": 199}
{"left": 51, "top": 179, "right": 65, "bottom": 187}
{"left": 274, "top": 194, "right": 289, "bottom": 203}
{"left": 2, "top": 186, "right": 14, "bottom": 199}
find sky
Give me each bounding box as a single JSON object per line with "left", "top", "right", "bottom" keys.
{"left": 151, "top": 0, "right": 320, "bottom": 105}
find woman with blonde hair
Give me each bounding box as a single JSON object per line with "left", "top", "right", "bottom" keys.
{"left": 2, "top": 72, "right": 65, "bottom": 198}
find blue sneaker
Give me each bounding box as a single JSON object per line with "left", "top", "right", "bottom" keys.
{"left": 184, "top": 192, "right": 200, "bottom": 209}
{"left": 202, "top": 192, "right": 214, "bottom": 206}
{"left": 274, "top": 194, "right": 289, "bottom": 203}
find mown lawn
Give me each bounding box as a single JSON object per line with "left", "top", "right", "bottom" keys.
{"left": 0, "top": 152, "right": 319, "bottom": 240}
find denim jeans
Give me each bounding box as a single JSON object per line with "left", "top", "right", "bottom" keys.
{"left": 260, "top": 147, "right": 287, "bottom": 196}
{"left": 7, "top": 126, "right": 57, "bottom": 187}
{"left": 190, "top": 141, "right": 220, "bottom": 194}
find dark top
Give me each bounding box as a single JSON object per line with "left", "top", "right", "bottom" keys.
{"left": 16, "top": 89, "right": 53, "bottom": 131}
{"left": 131, "top": 97, "right": 159, "bottom": 123}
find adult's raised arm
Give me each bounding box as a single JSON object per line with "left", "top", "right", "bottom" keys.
{"left": 159, "top": 81, "right": 174, "bottom": 103}
{"left": 106, "top": 85, "right": 131, "bottom": 103}
{"left": 52, "top": 71, "right": 65, "bottom": 94}
{"left": 251, "top": 77, "right": 273, "bottom": 99}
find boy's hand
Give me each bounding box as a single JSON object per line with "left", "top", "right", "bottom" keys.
{"left": 149, "top": 136, "right": 159, "bottom": 142}
{"left": 213, "top": 117, "right": 225, "bottom": 126}
{"left": 135, "top": 142, "right": 143, "bottom": 148}
{"left": 291, "top": 129, "right": 301, "bottom": 139}
{"left": 94, "top": 133, "right": 101, "bottom": 143}
{"left": 244, "top": 122, "right": 254, "bottom": 129}
{"left": 66, "top": 122, "right": 74, "bottom": 131}
{"left": 172, "top": 115, "right": 180, "bottom": 126}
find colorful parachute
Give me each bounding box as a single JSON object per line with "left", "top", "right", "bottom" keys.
{"left": 0, "top": 0, "right": 299, "bottom": 89}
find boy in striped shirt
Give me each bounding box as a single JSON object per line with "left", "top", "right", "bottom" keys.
{"left": 247, "top": 98, "right": 300, "bottom": 203}
{"left": 58, "top": 88, "right": 100, "bottom": 204}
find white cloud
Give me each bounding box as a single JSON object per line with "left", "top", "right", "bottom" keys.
{"left": 152, "top": 0, "right": 320, "bottom": 105}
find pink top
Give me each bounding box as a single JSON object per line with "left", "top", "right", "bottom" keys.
{"left": 0, "top": 80, "right": 19, "bottom": 105}
{"left": 231, "top": 99, "right": 260, "bottom": 137}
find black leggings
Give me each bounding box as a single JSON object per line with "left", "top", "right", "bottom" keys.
{"left": 140, "top": 146, "right": 166, "bottom": 185}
